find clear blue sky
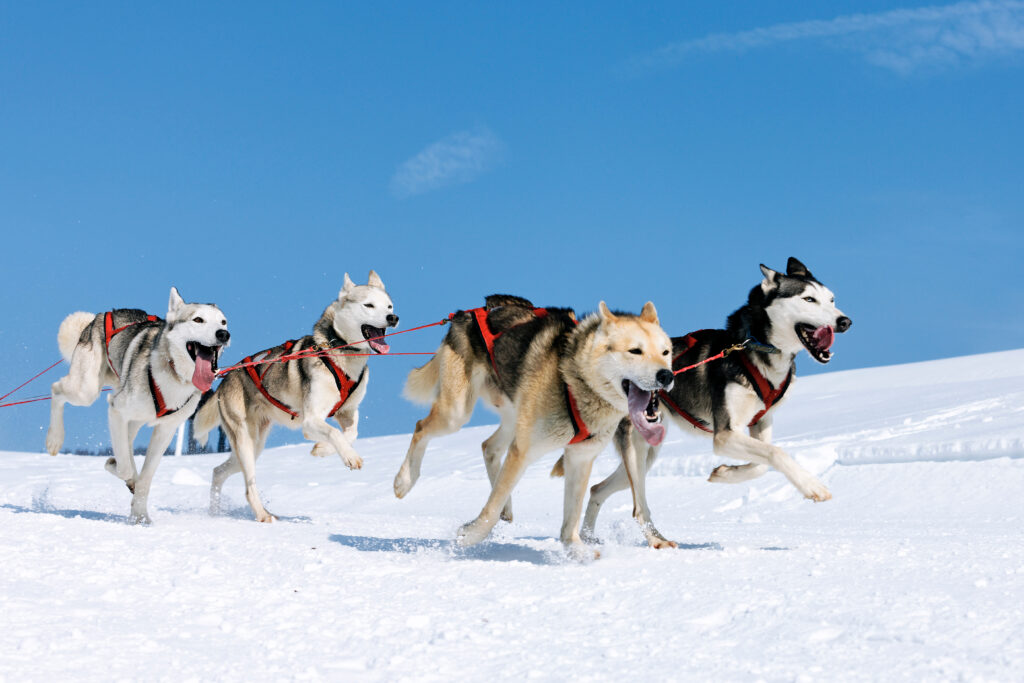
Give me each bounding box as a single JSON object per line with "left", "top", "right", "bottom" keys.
{"left": 2, "top": 1, "right": 1022, "bottom": 452}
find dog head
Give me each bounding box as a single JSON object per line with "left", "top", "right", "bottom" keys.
{"left": 164, "top": 286, "right": 230, "bottom": 392}
{"left": 589, "top": 301, "right": 674, "bottom": 445}
{"left": 330, "top": 270, "right": 398, "bottom": 354}
{"left": 760, "top": 257, "right": 851, "bottom": 364}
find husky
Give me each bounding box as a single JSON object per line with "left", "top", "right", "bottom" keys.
{"left": 395, "top": 295, "right": 674, "bottom": 555}
{"left": 193, "top": 271, "right": 398, "bottom": 522}
{"left": 45, "top": 287, "right": 230, "bottom": 523}
{"left": 560, "top": 257, "right": 851, "bottom": 548}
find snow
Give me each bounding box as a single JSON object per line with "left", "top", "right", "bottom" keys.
{"left": 1, "top": 349, "right": 1022, "bottom": 681}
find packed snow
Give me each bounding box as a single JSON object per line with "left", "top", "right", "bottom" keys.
{"left": 1, "top": 349, "right": 1022, "bottom": 681}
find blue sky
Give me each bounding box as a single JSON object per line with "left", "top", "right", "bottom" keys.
{"left": 1, "top": 1, "right": 1022, "bottom": 452}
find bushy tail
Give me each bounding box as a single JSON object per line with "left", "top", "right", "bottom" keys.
{"left": 550, "top": 454, "right": 565, "bottom": 478}
{"left": 192, "top": 392, "right": 222, "bottom": 447}
{"left": 57, "top": 312, "right": 95, "bottom": 362}
{"left": 403, "top": 354, "right": 441, "bottom": 405}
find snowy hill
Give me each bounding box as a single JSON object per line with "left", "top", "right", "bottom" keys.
{"left": 1, "top": 350, "right": 1022, "bottom": 680}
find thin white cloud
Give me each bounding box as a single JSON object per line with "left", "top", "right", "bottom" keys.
{"left": 391, "top": 127, "right": 502, "bottom": 198}
{"left": 625, "top": 0, "right": 1024, "bottom": 75}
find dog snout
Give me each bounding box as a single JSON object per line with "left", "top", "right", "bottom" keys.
{"left": 386, "top": 314, "right": 399, "bottom": 327}
{"left": 216, "top": 329, "right": 230, "bottom": 343}
{"left": 835, "top": 316, "right": 851, "bottom": 333}
{"left": 656, "top": 368, "right": 674, "bottom": 390}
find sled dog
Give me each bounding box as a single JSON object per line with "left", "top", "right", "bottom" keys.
{"left": 561, "top": 257, "right": 851, "bottom": 548}
{"left": 46, "top": 287, "right": 230, "bottom": 523}
{"left": 194, "top": 271, "right": 397, "bottom": 522}
{"left": 396, "top": 295, "right": 674, "bottom": 555}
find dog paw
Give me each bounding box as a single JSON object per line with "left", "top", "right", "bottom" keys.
{"left": 393, "top": 465, "right": 416, "bottom": 499}
{"left": 254, "top": 511, "right": 277, "bottom": 523}
{"left": 456, "top": 520, "right": 490, "bottom": 547}
{"left": 129, "top": 512, "right": 151, "bottom": 526}
{"left": 565, "top": 543, "right": 601, "bottom": 563}
{"left": 125, "top": 479, "right": 136, "bottom": 494}
{"left": 310, "top": 442, "right": 331, "bottom": 458}
{"left": 648, "top": 536, "right": 678, "bottom": 549}
{"left": 799, "top": 476, "right": 832, "bottom": 502}
{"left": 500, "top": 502, "right": 514, "bottom": 523}
{"left": 342, "top": 454, "right": 363, "bottom": 470}
{"left": 45, "top": 428, "right": 64, "bottom": 456}
{"left": 708, "top": 464, "right": 739, "bottom": 483}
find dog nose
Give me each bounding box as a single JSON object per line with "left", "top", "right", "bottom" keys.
{"left": 216, "top": 329, "right": 230, "bottom": 343}
{"left": 656, "top": 369, "right": 674, "bottom": 389}
{"left": 386, "top": 314, "right": 399, "bottom": 327}
{"left": 835, "top": 316, "right": 851, "bottom": 333}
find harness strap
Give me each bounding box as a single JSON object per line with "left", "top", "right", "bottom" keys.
{"left": 319, "top": 356, "right": 366, "bottom": 418}
{"left": 564, "top": 384, "right": 592, "bottom": 444}
{"left": 657, "top": 389, "right": 713, "bottom": 433}
{"left": 104, "top": 311, "right": 158, "bottom": 378}
{"left": 737, "top": 352, "right": 792, "bottom": 427}
{"left": 147, "top": 367, "right": 184, "bottom": 418}
{"left": 244, "top": 340, "right": 300, "bottom": 419}
{"left": 469, "top": 306, "right": 550, "bottom": 377}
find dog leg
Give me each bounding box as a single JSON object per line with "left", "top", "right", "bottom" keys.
{"left": 210, "top": 453, "right": 241, "bottom": 515}
{"left": 394, "top": 400, "right": 472, "bottom": 499}
{"left": 301, "top": 414, "right": 362, "bottom": 471}
{"left": 127, "top": 420, "right": 177, "bottom": 524}
{"left": 481, "top": 410, "right": 516, "bottom": 522}
{"left": 313, "top": 409, "right": 358, "bottom": 457}
{"left": 559, "top": 444, "right": 603, "bottom": 559}
{"left": 458, "top": 437, "right": 535, "bottom": 547}
{"left": 711, "top": 429, "right": 831, "bottom": 502}
{"left": 619, "top": 428, "right": 675, "bottom": 549}
{"left": 709, "top": 418, "right": 772, "bottom": 483}
{"left": 395, "top": 350, "right": 477, "bottom": 499}
{"left": 105, "top": 404, "right": 138, "bottom": 484}
{"left": 233, "top": 422, "right": 275, "bottom": 523}
{"left": 46, "top": 360, "right": 106, "bottom": 456}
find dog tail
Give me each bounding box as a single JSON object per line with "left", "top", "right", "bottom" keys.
{"left": 192, "top": 391, "right": 221, "bottom": 447}
{"left": 550, "top": 454, "right": 565, "bottom": 478}
{"left": 403, "top": 353, "right": 441, "bottom": 405}
{"left": 57, "top": 312, "right": 95, "bottom": 362}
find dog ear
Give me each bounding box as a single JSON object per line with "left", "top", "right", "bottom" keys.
{"left": 339, "top": 273, "right": 356, "bottom": 299}
{"left": 168, "top": 286, "right": 185, "bottom": 314}
{"left": 759, "top": 264, "right": 780, "bottom": 295}
{"left": 639, "top": 301, "right": 659, "bottom": 325}
{"left": 367, "top": 269, "right": 385, "bottom": 289}
{"left": 786, "top": 257, "right": 813, "bottom": 280}
{"left": 598, "top": 301, "right": 617, "bottom": 324}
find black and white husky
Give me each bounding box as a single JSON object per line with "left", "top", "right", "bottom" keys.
{"left": 46, "top": 287, "right": 230, "bottom": 523}
{"left": 566, "top": 257, "right": 852, "bottom": 548}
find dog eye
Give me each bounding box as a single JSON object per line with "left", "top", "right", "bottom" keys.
{"left": 221, "top": 320, "right": 226, "bottom": 325}
{"left": 803, "top": 297, "right": 816, "bottom": 303}
{"left": 364, "top": 303, "right": 375, "bottom": 309}
{"left": 662, "top": 350, "right": 670, "bottom": 356}
{"left": 628, "top": 348, "right": 642, "bottom": 355}
{"left": 193, "top": 317, "right": 205, "bottom": 323}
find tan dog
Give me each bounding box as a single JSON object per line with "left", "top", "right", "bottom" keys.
{"left": 395, "top": 295, "right": 674, "bottom": 557}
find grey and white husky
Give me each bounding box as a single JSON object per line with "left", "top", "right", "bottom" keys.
{"left": 558, "top": 257, "right": 852, "bottom": 548}
{"left": 46, "top": 287, "right": 230, "bottom": 523}
{"left": 193, "top": 271, "right": 397, "bottom": 522}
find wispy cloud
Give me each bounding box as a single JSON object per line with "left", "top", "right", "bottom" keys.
{"left": 625, "top": 0, "right": 1024, "bottom": 75}
{"left": 390, "top": 126, "right": 503, "bottom": 198}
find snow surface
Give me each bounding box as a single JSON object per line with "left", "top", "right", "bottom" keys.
{"left": 1, "top": 349, "right": 1022, "bottom": 681}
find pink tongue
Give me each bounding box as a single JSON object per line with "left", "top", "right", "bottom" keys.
{"left": 368, "top": 338, "right": 390, "bottom": 354}
{"left": 627, "top": 383, "right": 666, "bottom": 446}
{"left": 812, "top": 325, "right": 835, "bottom": 351}
{"left": 192, "top": 353, "right": 216, "bottom": 392}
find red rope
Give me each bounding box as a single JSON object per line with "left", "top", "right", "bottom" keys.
{"left": 215, "top": 319, "right": 449, "bottom": 377}
{"left": 673, "top": 349, "right": 729, "bottom": 375}
{"left": 0, "top": 358, "right": 64, "bottom": 403}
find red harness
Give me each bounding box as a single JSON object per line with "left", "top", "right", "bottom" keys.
{"left": 243, "top": 340, "right": 365, "bottom": 420}
{"left": 148, "top": 367, "right": 186, "bottom": 418}
{"left": 466, "top": 306, "right": 592, "bottom": 445}
{"left": 104, "top": 311, "right": 158, "bottom": 378}
{"left": 658, "top": 332, "right": 792, "bottom": 433}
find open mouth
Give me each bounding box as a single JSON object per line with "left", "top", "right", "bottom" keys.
{"left": 623, "top": 380, "right": 666, "bottom": 446}
{"left": 361, "top": 324, "right": 390, "bottom": 354}
{"left": 186, "top": 341, "right": 220, "bottom": 392}
{"left": 795, "top": 323, "right": 834, "bottom": 364}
